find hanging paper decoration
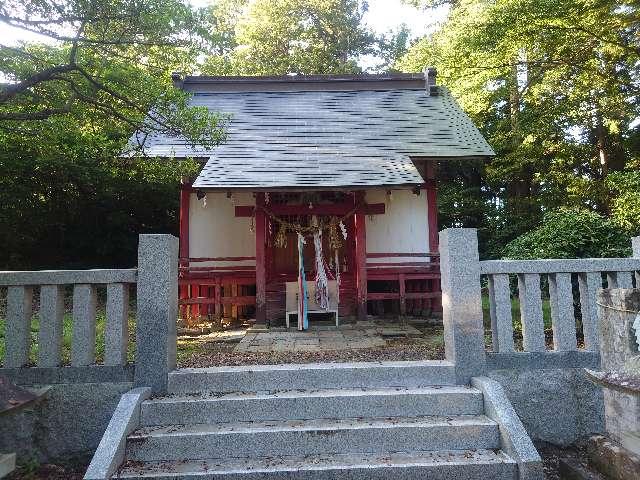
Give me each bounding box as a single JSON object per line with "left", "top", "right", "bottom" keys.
{"left": 339, "top": 221, "right": 348, "bottom": 240}
{"left": 265, "top": 192, "right": 270, "bottom": 204}
{"left": 275, "top": 223, "right": 287, "bottom": 248}
{"left": 249, "top": 215, "right": 255, "bottom": 234}
{"left": 297, "top": 233, "right": 308, "bottom": 331}
{"left": 313, "top": 229, "right": 330, "bottom": 310}
{"left": 328, "top": 219, "right": 342, "bottom": 250}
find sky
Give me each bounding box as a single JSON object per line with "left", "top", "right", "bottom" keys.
{"left": 1, "top": 0, "right": 448, "bottom": 48}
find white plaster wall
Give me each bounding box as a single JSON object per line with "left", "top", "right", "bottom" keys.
{"left": 365, "top": 188, "right": 429, "bottom": 264}
{"left": 189, "top": 191, "right": 255, "bottom": 267}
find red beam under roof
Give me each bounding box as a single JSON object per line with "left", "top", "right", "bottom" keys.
{"left": 235, "top": 203, "right": 385, "bottom": 217}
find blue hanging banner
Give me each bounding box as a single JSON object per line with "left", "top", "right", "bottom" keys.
{"left": 297, "top": 233, "right": 309, "bottom": 331}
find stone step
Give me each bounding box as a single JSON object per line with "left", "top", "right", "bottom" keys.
{"left": 126, "top": 415, "right": 500, "bottom": 462}
{"left": 167, "top": 360, "right": 456, "bottom": 394}
{"left": 117, "top": 449, "right": 517, "bottom": 479}
{"left": 141, "top": 386, "right": 483, "bottom": 426}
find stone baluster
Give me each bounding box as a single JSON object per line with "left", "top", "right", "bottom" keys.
{"left": 607, "top": 271, "right": 634, "bottom": 290}
{"left": 439, "top": 228, "right": 486, "bottom": 384}
{"left": 517, "top": 274, "right": 546, "bottom": 352}
{"left": 578, "top": 272, "right": 602, "bottom": 351}
{"left": 548, "top": 273, "right": 577, "bottom": 351}
{"left": 71, "top": 284, "right": 98, "bottom": 366}
{"left": 4, "top": 286, "right": 33, "bottom": 368}
{"left": 38, "top": 284, "right": 65, "bottom": 367}
{"left": 633, "top": 236, "right": 639, "bottom": 286}
{"left": 105, "top": 283, "right": 130, "bottom": 366}
{"left": 487, "top": 274, "right": 514, "bottom": 352}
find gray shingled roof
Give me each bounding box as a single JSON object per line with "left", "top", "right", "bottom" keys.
{"left": 134, "top": 74, "right": 494, "bottom": 189}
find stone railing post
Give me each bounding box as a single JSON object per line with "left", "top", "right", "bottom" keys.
{"left": 134, "top": 234, "right": 178, "bottom": 394}
{"left": 439, "top": 228, "right": 486, "bottom": 384}
{"left": 633, "top": 236, "right": 639, "bottom": 285}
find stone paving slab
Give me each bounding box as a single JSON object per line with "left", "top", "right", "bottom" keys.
{"left": 230, "top": 323, "right": 425, "bottom": 354}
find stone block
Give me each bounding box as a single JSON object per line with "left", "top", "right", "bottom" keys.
{"left": 578, "top": 272, "right": 601, "bottom": 351}
{"left": 118, "top": 450, "right": 518, "bottom": 479}
{"left": 0, "top": 382, "right": 133, "bottom": 463}
{"left": 126, "top": 415, "right": 500, "bottom": 461}
{"left": 84, "top": 387, "right": 151, "bottom": 480}
{"left": 0, "top": 269, "right": 137, "bottom": 286}
{"left": 140, "top": 385, "right": 483, "bottom": 426}
{"left": 471, "top": 376, "right": 543, "bottom": 480}
{"left": 105, "top": 283, "right": 130, "bottom": 366}
{"left": 517, "top": 274, "right": 546, "bottom": 353}
{"left": 548, "top": 273, "right": 577, "bottom": 351}
{"left": 587, "top": 434, "right": 640, "bottom": 480}
{"left": 604, "top": 388, "right": 640, "bottom": 454}
{"left": 597, "top": 289, "right": 640, "bottom": 371}
{"left": 37, "top": 285, "right": 65, "bottom": 367}
{"left": 167, "top": 361, "right": 456, "bottom": 394}
{"left": 487, "top": 368, "right": 604, "bottom": 446}
{"left": 439, "top": 228, "right": 487, "bottom": 383}
{"left": 71, "top": 284, "right": 98, "bottom": 367}
{"left": 0, "top": 453, "right": 15, "bottom": 478}
{"left": 487, "top": 274, "right": 514, "bottom": 353}
{"left": 134, "top": 234, "right": 179, "bottom": 394}
{"left": 4, "top": 286, "right": 33, "bottom": 368}
{"left": 480, "top": 258, "right": 640, "bottom": 275}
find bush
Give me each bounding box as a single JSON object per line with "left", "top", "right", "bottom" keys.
{"left": 502, "top": 208, "right": 631, "bottom": 259}
{"left": 607, "top": 161, "right": 640, "bottom": 236}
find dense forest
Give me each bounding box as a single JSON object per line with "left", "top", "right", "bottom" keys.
{"left": 1, "top": 0, "right": 638, "bottom": 269}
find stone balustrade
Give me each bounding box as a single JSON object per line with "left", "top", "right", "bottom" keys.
{"left": 439, "top": 228, "right": 640, "bottom": 381}
{"left": 1, "top": 234, "right": 178, "bottom": 394}
{"left": 1, "top": 269, "right": 137, "bottom": 369}
{"left": 481, "top": 258, "right": 640, "bottom": 355}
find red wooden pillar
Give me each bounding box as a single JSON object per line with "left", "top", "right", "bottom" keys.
{"left": 398, "top": 273, "right": 406, "bottom": 317}
{"left": 214, "top": 278, "right": 221, "bottom": 319}
{"left": 354, "top": 191, "right": 367, "bottom": 321}
{"left": 425, "top": 161, "right": 439, "bottom": 253}
{"left": 191, "top": 284, "right": 200, "bottom": 318}
{"left": 179, "top": 180, "right": 191, "bottom": 320}
{"left": 255, "top": 193, "right": 267, "bottom": 324}
{"left": 425, "top": 161, "right": 441, "bottom": 312}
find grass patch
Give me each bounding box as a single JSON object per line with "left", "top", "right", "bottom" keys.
{"left": 481, "top": 294, "right": 552, "bottom": 333}
{"left": 0, "top": 311, "right": 138, "bottom": 366}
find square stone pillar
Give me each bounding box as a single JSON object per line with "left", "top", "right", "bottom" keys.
{"left": 135, "top": 234, "right": 179, "bottom": 394}
{"left": 439, "top": 228, "right": 486, "bottom": 384}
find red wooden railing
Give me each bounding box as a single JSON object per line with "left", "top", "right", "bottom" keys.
{"left": 366, "top": 252, "right": 442, "bottom": 316}
{"left": 179, "top": 257, "right": 257, "bottom": 324}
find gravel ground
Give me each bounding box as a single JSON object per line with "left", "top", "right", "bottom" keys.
{"left": 538, "top": 441, "right": 606, "bottom": 480}
{"left": 7, "top": 457, "right": 88, "bottom": 480}
{"left": 178, "top": 335, "right": 445, "bottom": 367}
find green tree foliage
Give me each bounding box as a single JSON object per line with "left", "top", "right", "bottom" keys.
{"left": 503, "top": 209, "right": 631, "bottom": 259}
{"left": 0, "top": 0, "right": 219, "bottom": 269}
{"left": 0, "top": 0, "right": 227, "bottom": 147}
{"left": 607, "top": 159, "right": 640, "bottom": 236}
{"left": 202, "top": 0, "right": 376, "bottom": 75}
{"left": 398, "top": 0, "right": 640, "bottom": 256}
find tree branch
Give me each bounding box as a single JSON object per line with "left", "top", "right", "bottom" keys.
{"left": 0, "top": 63, "right": 78, "bottom": 103}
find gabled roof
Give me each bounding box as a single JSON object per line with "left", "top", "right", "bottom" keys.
{"left": 134, "top": 72, "right": 494, "bottom": 189}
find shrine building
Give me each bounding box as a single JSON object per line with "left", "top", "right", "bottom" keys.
{"left": 137, "top": 71, "right": 494, "bottom": 326}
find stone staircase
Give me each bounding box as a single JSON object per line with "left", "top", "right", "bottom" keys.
{"left": 113, "top": 360, "right": 526, "bottom": 479}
